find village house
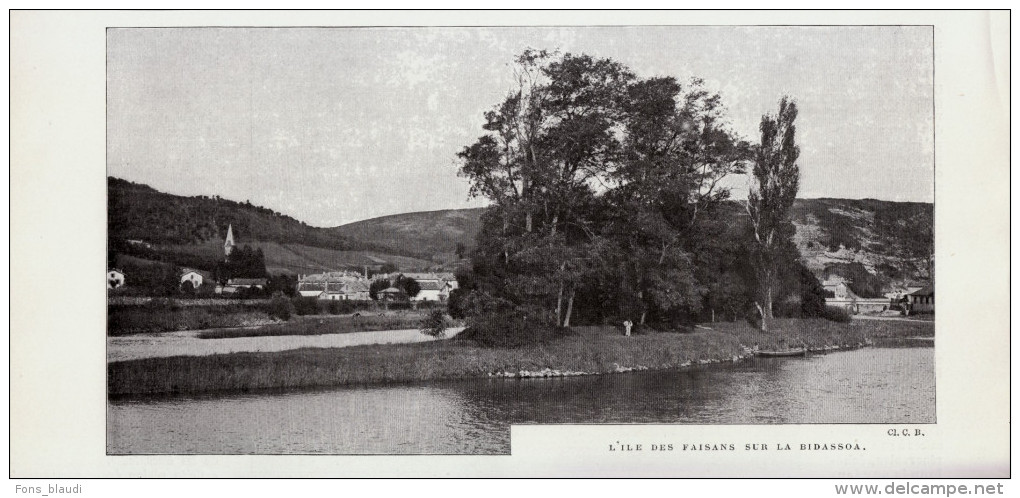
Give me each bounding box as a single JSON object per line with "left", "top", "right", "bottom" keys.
{"left": 180, "top": 268, "right": 212, "bottom": 290}
{"left": 107, "top": 269, "right": 126, "bottom": 289}
{"left": 380, "top": 272, "right": 459, "bottom": 302}
{"left": 296, "top": 271, "right": 372, "bottom": 300}
{"left": 297, "top": 281, "right": 327, "bottom": 298}
{"left": 908, "top": 284, "right": 934, "bottom": 313}
{"left": 823, "top": 279, "right": 888, "bottom": 315}
{"left": 378, "top": 286, "right": 406, "bottom": 302}
{"left": 218, "top": 277, "right": 268, "bottom": 295}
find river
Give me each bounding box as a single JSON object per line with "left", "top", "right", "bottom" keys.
{"left": 107, "top": 341, "right": 933, "bottom": 455}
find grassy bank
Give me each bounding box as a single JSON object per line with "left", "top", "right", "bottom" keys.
{"left": 196, "top": 313, "right": 441, "bottom": 339}
{"left": 109, "top": 328, "right": 746, "bottom": 396}
{"left": 108, "top": 318, "right": 930, "bottom": 396}
{"left": 709, "top": 318, "right": 877, "bottom": 350}
{"left": 107, "top": 303, "right": 278, "bottom": 336}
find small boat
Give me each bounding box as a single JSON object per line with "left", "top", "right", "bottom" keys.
{"left": 756, "top": 348, "right": 807, "bottom": 357}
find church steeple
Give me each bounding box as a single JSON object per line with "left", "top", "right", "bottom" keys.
{"left": 224, "top": 224, "right": 235, "bottom": 257}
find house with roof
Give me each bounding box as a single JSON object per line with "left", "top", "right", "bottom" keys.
{"left": 107, "top": 269, "right": 126, "bottom": 289}
{"left": 379, "top": 286, "right": 406, "bottom": 302}
{"left": 297, "top": 281, "right": 327, "bottom": 298}
{"left": 386, "top": 272, "right": 459, "bottom": 302}
{"left": 180, "top": 268, "right": 212, "bottom": 290}
{"left": 217, "top": 277, "right": 268, "bottom": 295}
{"left": 413, "top": 279, "right": 447, "bottom": 302}
{"left": 296, "top": 272, "right": 372, "bottom": 300}
{"left": 824, "top": 280, "right": 889, "bottom": 315}
{"left": 908, "top": 284, "right": 934, "bottom": 313}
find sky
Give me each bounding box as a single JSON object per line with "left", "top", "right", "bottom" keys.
{"left": 107, "top": 26, "right": 934, "bottom": 227}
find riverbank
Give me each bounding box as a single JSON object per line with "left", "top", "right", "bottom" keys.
{"left": 107, "top": 318, "right": 924, "bottom": 396}
{"left": 109, "top": 303, "right": 443, "bottom": 338}
{"left": 196, "top": 313, "right": 450, "bottom": 339}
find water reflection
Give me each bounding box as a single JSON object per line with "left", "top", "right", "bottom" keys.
{"left": 108, "top": 346, "right": 934, "bottom": 455}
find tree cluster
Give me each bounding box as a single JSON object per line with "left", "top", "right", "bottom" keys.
{"left": 215, "top": 245, "right": 267, "bottom": 282}
{"left": 457, "top": 50, "right": 814, "bottom": 332}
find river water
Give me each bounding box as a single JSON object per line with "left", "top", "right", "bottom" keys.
{"left": 107, "top": 341, "right": 933, "bottom": 455}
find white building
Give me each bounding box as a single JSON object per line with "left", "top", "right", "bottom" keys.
{"left": 107, "top": 269, "right": 126, "bottom": 289}
{"left": 180, "top": 268, "right": 210, "bottom": 289}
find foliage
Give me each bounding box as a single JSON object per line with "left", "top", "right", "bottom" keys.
{"left": 397, "top": 276, "right": 421, "bottom": 298}
{"left": 216, "top": 244, "right": 267, "bottom": 281}
{"left": 457, "top": 50, "right": 753, "bottom": 336}
{"left": 745, "top": 97, "right": 801, "bottom": 327}
{"left": 419, "top": 309, "right": 449, "bottom": 338}
{"left": 268, "top": 292, "right": 294, "bottom": 321}
{"left": 824, "top": 262, "right": 889, "bottom": 298}
{"left": 195, "top": 313, "right": 427, "bottom": 339}
{"left": 107, "top": 302, "right": 276, "bottom": 336}
{"left": 108, "top": 176, "right": 386, "bottom": 251}
{"left": 369, "top": 279, "right": 390, "bottom": 300}
{"left": 822, "top": 305, "right": 853, "bottom": 323}
{"left": 446, "top": 288, "right": 469, "bottom": 319}
{"left": 265, "top": 274, "right": 297, "bottom": 297}
{"left": 291, "top": 296, "right": 320, "bottom": 316}
{"left": 459, "top": 310, "right": 567, "bottom": 348}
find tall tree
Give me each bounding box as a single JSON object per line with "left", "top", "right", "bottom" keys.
{"left": 746, "top": 97, "right": 801, "bottom": 331}
{"left": 458, "top": 51, "right": 633, "bottom": 327}
{"left": 605, "top": 77, "right": 749, "bottom": 324}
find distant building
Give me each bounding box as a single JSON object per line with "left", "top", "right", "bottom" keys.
{"left": 296, "top": 272, "right": 372, "bottom": 300}
{"left": 297, "top": 282, "right": 327, "bottom": 298}
{"left": 909, "top": 284, "right": 934, "bottom": 313}
{"left": 824, "top": 281, "right": 888, "bottom": 315}
{"left": 379, "top": 286, "right": 406, "bottom": 301}
{"left": 107, "top": 269, "right": 126, "bottom": 289}
{"left": 414, "top": 280, "right": 446, "bottom": 301}
{"left": 385, "top": 272, "right": 459, "bottom": 302}
{"left": 217, "top": 277, "right": 267, "bottom": 295}
{"left": 224, "top": 224, "right": 236, "bottom": 257}
{"left": 180, "top": 268, "right": 211, "bottom": 289}
{"left": 884, "top": 282, "right": 925, "bottom": 301}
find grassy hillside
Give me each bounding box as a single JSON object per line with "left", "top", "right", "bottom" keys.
{"left": 330, "top": 208, "right": 485, "bottom": 263}
{"left": 159, "top": 239, "right": 434, "bottom": 275}
{"left": 108, "top": 177, "right": 438, "bottom": 273}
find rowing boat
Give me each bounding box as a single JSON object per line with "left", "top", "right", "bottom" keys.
{"left": 756, "top": 348, "right": 807, "bottom": 357}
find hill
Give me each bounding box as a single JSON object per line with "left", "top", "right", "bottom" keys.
{"left": 108, "top": 177, "right": 933, "bottom": 290}
{"left": 330, "top": 208, "right": 485, "bottom": 264}
{"left": 790, "top": 198, "right": 933, "bottom": 286}
{"left": 337, "top": 198, "right": 934, "bottom": 289}
{"left": 108, "top": 177, "right": 435, "bottom": 274}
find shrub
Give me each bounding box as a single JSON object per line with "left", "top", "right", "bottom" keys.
{"left": 446, "top": 288, "right": 468, "bottom": 319}
{"left": 269, "top": 292, "right": 294, "bottom": 321}
{"left": 459, "top": 310, "right": 566, "bottom": 348}
{"left": 822, "top": 305, "right": 852, "bottom": 323}
{"left": 419, "top": 309, "right": 448, "bottom": 338}
{"left": 145, "top": 297, "right": 180, "bottom": 312}
{"left": 291, "top": 296, "right": 319, "bottom": 316}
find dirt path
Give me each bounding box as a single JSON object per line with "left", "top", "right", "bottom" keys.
{"left": 108, "top": 327, "right": 465, "bottom": 362}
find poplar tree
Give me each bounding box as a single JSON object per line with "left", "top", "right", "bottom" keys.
{"left": 746, "top": 97, "right": 801, "bottom": 331}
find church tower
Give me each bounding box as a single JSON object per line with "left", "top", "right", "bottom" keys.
{"left": 224, "top": 224, "right": 236, "bottom": 257}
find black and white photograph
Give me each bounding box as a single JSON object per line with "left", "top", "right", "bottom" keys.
{"left": 10, "top": 10, "right": 1010, "bottom": 480}
{"left": 104, "top": 24, "right": 937, "bottom": 455}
